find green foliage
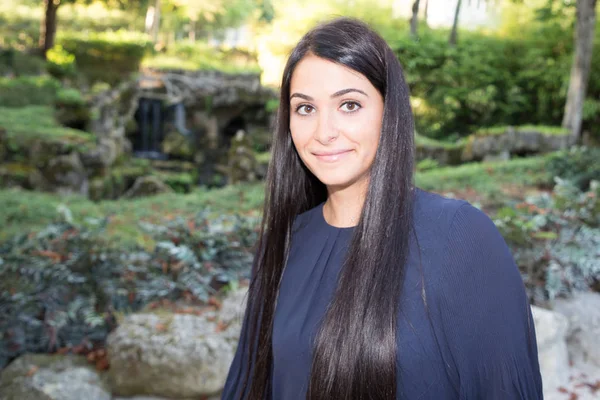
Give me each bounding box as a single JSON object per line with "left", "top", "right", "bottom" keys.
{"left": 0, "top": 49, "right": 47, "bottom": 77}
{"left": 57, "top": 30, "right": 152, "bottom": 85}
{"left": 494, "top": 179, "right": 600, "bottom": 304}
{"left": 0, "top": 205, "right": 260, "bottom": 368}
{"left": 55, "top": 88, "right": 85, "bottom": 107}
{"left": 0, "top": 76, "right": 61, "bottom": 108}
{"left": 474, "top": 125, "right": 571, "bottom": 136}
{"left": 390, "top": 19, "right": 600, "bottom": 139}
{"left": 0, "top": 106, "right": 94, "bottom": 144}
{"left": 416, "top": 154, "right": 552, "bottom": 196}
{"left": 547, "top": 146, "right": 600, "bottom": 190}
{"left": 143, "top": 41, "right": 261, "bottom": 74}
{"left": 0, "top": 2, "right": 143, "bottom": 50}
{"left": 46, "top": 45, "right": 77, "bottom": 79}
{"left": 416, "top": 158, "right": 440, "bottom": 172}
{"left": 0, "top": 182, "right": 266, "bottom": 246}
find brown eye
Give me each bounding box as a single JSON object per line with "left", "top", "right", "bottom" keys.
{"left": 341, "top": 101, "right": 361, "bottom": 113}
{"left": 297, "top": 104, "right": 314, "bottom": 115}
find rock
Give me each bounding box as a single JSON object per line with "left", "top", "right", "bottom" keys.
{"left": 553, "top": 292, "right": 600, "bottom": 367}
{"left": 122, "top": 175, "right": 173, "bottom": 199}
{"left": 160, "top": 130, "right": 194, "bottom": 160}
{"left": 106, "top": 313, "right": 235, "bottom": 398}
{"left": 0, "top": 353, "right": 110, "bottom": 400}
{"left": 29, "top": 152, "right": 89, "bottom": 196}
{"left": 226, "top": 130, "right": 259, "bottom": 184}
{"left": 80, "top": 138, "right": 120, "bottom": 172}
{"left": 106, "top": 288, "right": 248, "bottom": 398}
{"left": 463, "top": 127, "right": 577, "bottom": 161}
{"left": 531, "top": 306, "right": 570, "bottom": 394}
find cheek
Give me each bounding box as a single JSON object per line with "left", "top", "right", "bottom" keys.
{"left": 290, "top": 117, "right": 315, "bottom": 150}
{"left": 344, "top": 112, "right": 382, "bottom": 154}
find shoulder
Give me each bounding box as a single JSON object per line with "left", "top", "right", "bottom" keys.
{"left": 411, "top": 187, "right": 471, "bottom": 244}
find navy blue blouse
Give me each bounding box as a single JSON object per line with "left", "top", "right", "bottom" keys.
{"left": 222, "top": 188, "right": 543, "bottom": 399}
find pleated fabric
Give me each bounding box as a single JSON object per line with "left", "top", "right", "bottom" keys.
{"left": 222, "top": 188, "right": 544, "bottom": 400}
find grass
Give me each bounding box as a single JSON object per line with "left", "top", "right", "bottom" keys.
{"left": 475, "top": 125, "right": 571, "bottom": 136}
{"left": 0, "top": 106, "right": 95, "bottom": 144}
{"left": 1, "top": 152, "right": 559, "bottom": 247}
{"left": 415, "top": 133, "right": 465, "bottom": 149}
{"left": 142, "top": 54, "right": 262, "bottom": 75}
{"left": 0, "top": 182, "right": 266, "bottom": 248}
{"left": 416, "top": 154, "right": 551, "bottom": 198}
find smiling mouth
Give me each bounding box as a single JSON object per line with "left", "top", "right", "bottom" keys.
{"left": 313, "top": 149, "right": 353, "bottom": 162}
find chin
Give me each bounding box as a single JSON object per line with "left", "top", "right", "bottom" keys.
{"left": 313, "top": 170, "right": 365, "bottom": 190}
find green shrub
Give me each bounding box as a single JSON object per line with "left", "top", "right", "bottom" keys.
{"left": 547, "top": 146, "right": 600, "bottom": 190}
{"left": 0, "top": 106, "right": 95, "bottom": 148}
{"left": 494, "top": 179, "right": 600, "bottom": 304}
{"left": 46, "top": 45, "right": 77, "bottom": 79}
{"left": 416, "top": 154, "right": 551, "bottom": 195}
{"left": 0, "top": 206, "right": 259, "bottom": 368}
{"left": 57, "top": 30, "right": 152, "bottom": 85}
{"left": 143, "top": 41, "right": 261, "bottom": 74}
{"left": 0, "top": 76, "right": 61, "bottom": 108}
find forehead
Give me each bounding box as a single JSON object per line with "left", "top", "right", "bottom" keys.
{"left": 290, "top": 54, "right": 373, "bottom": 96}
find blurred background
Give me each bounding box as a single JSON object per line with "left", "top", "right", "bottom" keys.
{"left": 0, "top": 0, "right": 599, "bottom": 399}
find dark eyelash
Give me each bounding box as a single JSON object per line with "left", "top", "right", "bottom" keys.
{"left": 295, "top": 104, "right": 312, "bottom": 114}
{"left": 342, "top": 101, "right": 361, "bottom": 111}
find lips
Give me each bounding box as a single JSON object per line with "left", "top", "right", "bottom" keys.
{"left": 312, "top": 149, "right": 353, "bottom": 162}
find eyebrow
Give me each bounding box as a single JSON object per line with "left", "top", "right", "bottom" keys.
{"left": 290, "top": 88, "right": 369, "bottom": 101}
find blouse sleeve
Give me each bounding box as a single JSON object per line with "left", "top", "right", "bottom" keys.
{"left": 433, "top": 204, "right": 544, "bottom": 400}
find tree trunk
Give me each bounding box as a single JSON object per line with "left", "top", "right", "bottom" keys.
{"left": 145, "top": 0, "right": 161, "bottom": 44}
{"left": 562, "top": 0, "right": 598, "bottom": 140}
{"left": 39, "top": 0, "right": 60, "bottom": 58}
{"left": 410, "top": 0, "right": 421, "bottom": 38}
{"left": 189, "top": 19, "right": 196, "bottom": 42}
{"left": 424, "top": 0, "right": 429, "bottom": 26}
{"left": 449, "top": 0, "right": 463, "bottom": 46}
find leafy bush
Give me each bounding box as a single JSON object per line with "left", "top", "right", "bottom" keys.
{"left": 547, "top": 146, "right": 600, "bottom": 190}
{"left": 46, "top": 45, "right": 77, "bottom": 79}
{"left": 0, "top": 106, "right": 94, "bottom": 144}
{"left": 0, "top": 49, "right": 46, "bottom": 77}
{"left": 57, "top": 30, "right": 152, "bottom": 85}
{"left": 0, "top": 76, "right": 61, "bottom": 108}
{"left": 494, "top": 179, "right": 600, "bottom": 304}
{"left": 0, "top": 206, "right": 259, "bottom": 369}
{"left": 391, "top": 22, "right": 600, "bottom": 139}
{"left": 143, "top": 41, "right": 261, "bottom": 74}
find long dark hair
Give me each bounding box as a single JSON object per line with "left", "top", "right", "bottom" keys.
{"left": 239, "top": 17, "right": 415, "bottom": 399}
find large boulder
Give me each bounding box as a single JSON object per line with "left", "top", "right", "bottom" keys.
{"left": 0, "top": 353, "right": 110, "bottom": 400}
{"left": 106, "top": 288, "right": 247, "bottom": 398}
{"left": 463, "top": 127, "right": 577, "bottom": 161}
{"left": 531, "top": 306, "right": 570, "bottom": 395}
{"left": 553, "top": 292, "right": 600, "bottom": 367}
{"left": 29, "top": 152, "right": 89, "bottom": 196}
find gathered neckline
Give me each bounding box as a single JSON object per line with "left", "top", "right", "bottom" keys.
{"left": 316, "top": 202, "right": 357, "bottom": 231}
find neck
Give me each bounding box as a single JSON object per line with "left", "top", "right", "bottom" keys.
{"left": 323, "top": 179, "right": 368, "bottom": 228}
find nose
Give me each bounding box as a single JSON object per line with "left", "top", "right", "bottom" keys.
{"left": 314, "top": 109, "right": 338, "bottom": 145}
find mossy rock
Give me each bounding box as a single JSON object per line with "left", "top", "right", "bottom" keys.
{"left": 464, "top": 125, "right": 577, "bottom": 161}
{"left": 414, "top": 134, "right": 465, "bottom": 166}
{"left": 153, "top": 171, "right": 195, "bottom": 194}
{"left": 122, "top": 175, "right": 174, "bottom": 199}
{"left": 160, "top": 130, "right": 194, "bottom": 160}
{"left": 89, "top": 159, "right": 153, "bottom": 201}
{"left": 0, "top": 162, "right": 35, "bottom": 189}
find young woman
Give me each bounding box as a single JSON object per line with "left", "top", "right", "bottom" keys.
{"left": 222, "top": 17, "right": 543, "bottom": 400}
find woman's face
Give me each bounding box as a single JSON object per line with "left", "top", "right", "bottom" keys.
{"left": 289, "top": 53, "right": 384, "bottom": 192}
